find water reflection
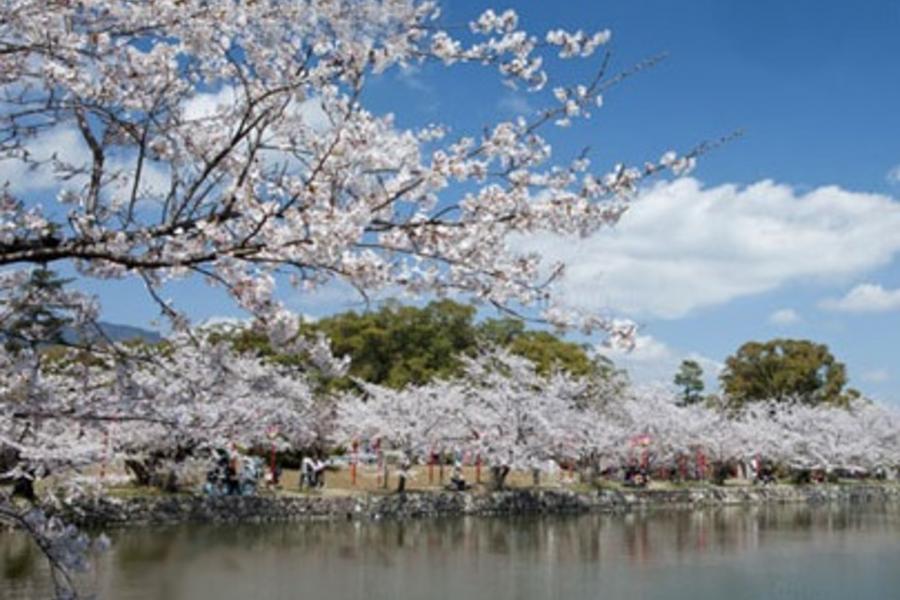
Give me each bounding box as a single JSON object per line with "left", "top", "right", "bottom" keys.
{"left": 3, "top": 503, "right": 900, "bottom": 599}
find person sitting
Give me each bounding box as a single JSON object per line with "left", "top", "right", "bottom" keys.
{"left": 446, "top": 462, "right": 470, "bottom": 491}
{"left": 225, "top": 453, "right": 241, "bottom": 496}
{"left": 623, "top": 465, "right": 648, "bottom": 488}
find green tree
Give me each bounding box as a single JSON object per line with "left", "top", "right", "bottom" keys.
{"left": 214, "top": 301, "right": 611, "bottom": 390}
{"left": 673, "top": 359, "right": 704, "bottom": 406}
{"left": 316, "top": 299, "right": 479, "bottom": 388}
{"left": 2, "top": 268, "right": 75, "bottom": 354}
{"left": 507, "top": 331, "right": 596, "bottom": 377}
{"left": 720, "top": 339, "right": 857, "bottom": 407}
{"left": 476, "top": 317, "right": 525, "bottom": 347}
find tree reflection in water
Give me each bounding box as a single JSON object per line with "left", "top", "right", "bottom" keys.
{"left": 2, "top": 504, "right": 899, "bottom": 599}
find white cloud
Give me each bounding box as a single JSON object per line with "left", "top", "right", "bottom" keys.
{"left": 186, "top": 86, "right": 329, "bottom": 132}
{"left": 820, "top": 283, "right": 900, "bottom": 313}
{"left": 498, "top": 92, "right": 536, "bottom": 116}
{"left": 0, "top": 127, "right": 88, "bottom": 193}
{"left": 769, "top": 308, "right": 801, "bottom": 325}
{"left": 396, "top": 65, "right": 433, "bottom": 94}
{"left": 0, "top": 124, "right": 172, "bottom": 206}
{"left": 599, "top": 334, "right": 722, "bottom": 387}
{"left": 283, "top": 279, "right": 369, "bottom": 317}
{"left": 294, "top": 98, "right": 331, "bottom": 132}
{"left": 861, "top": 368, "right": 890, "bottom": 384}
{"left": 524, "top": 178, "right": 900, "bottom": 319}
{"left": 183, "top": 86, "right": 238, "bottom": 121}
{"left": 887, "top": 165, "right": 900, "bottom": 186}
{"left": 199, "top": 313, "right": 316, "bottom": 330}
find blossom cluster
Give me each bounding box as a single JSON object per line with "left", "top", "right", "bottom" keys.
{"left": 0, "top": 1, "right": 699, "bottom": 341}
{"left": 335, "top": 350, "right": 900, "bottom": 475}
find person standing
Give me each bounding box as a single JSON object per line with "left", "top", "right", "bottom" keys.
{"left": 396, "top": 453, "right": 411, "bottom": 494}
{"left": 301, "top": 455, "right": 316, "bottom": 489}
{"left": 313, "top": 453, "right": 327, "bottom": 489}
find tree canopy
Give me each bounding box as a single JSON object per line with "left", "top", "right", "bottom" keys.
{"left": 720, "top": 339, "right": 858, "bottom": 407}
{"left": 217, "top": 300, "right": 605, "bottom": 389}
{"left": 674, "top": 359, "right": 704, "bottom": 406}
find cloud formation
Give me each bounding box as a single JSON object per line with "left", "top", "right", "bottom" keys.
{"left": 861, "top": 368, "right": 890, "bottom": 384}
{"left": 0, "top": 127, "right": 87, "bottom": 193}
{"left": 820, "top": 283, "right": 900, "bottom": 313}
{"left": 497, "top": 92, "right": 537, "bottom": 116}
{"left": 887, "top": 165, "right": 900, "bottom": 186}
{"left": 769, "top": 308, "right": 801, "bottom": 325}
{"left": 525, "top": 178, "right": 900, "bottom": 318}
{"left": 600, "top": 334, "right": 722, "bottom": 387}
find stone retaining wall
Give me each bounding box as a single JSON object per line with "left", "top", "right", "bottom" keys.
{"left": 59, "top": 484, "right": 900, "bottom": 528}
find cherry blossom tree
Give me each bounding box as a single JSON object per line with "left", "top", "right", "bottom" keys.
{"left": 335, "top": 378, "right": 469, "bottom": 459}
{"left": 336, "top": 349, "right": 604, "bottom": 489}
{"left": 0, "top": 1, "right": 707, "bottom": 342}
{"left": 0, "top": 1, "right": 708, "bottom": 577}
{"left": 1, "top": 318, "right": 330, "bottom": 596}
{"left": 455, "top": 349, "right": 597, "bottom": 488}
{"left": 0, "top": 1, "right": 705, "bottom": 464}
{"left": 110, "top": 332, "right": 330, "bottom": 489}
{"left": 762, "top": 400, "right": 900, "bottom": 476}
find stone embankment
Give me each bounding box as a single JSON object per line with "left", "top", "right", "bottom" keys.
{"left": 59, "top": 484, "right": 900, "bottom": 528}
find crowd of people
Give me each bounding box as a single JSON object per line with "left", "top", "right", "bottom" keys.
{"left": 203, "top": 449, "right": 264, "bottom": 497}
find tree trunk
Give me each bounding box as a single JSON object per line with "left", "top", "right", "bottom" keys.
{"left": 490, "top": 465, "right": 510, "bottom": 491}
{"left": 125, "top": 458, "right": 181, "bottom": 492}
{"left": 711, "top": 461, "right": 730, "bottom": 486}
{"left": 12, "top": 476, "right": 36, "bottom": 502}
{"left": 125, "top": 459, "right": 153, "bottom": 487}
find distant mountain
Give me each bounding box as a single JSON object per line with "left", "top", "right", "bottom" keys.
{"left": 62, "top": 321, "right": 162, "bottom": 345}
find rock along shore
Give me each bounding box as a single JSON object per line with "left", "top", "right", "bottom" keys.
{"left": 58, "top": 484, "right": 900, "bottom": 529}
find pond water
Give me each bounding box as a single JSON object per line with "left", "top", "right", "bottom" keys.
{"left": 3, "top": 503, "right": 900, "bottom": 599}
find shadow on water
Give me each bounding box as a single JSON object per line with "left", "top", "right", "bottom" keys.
{"left": 3, "top": 503, "right": 900, "bottom": 599}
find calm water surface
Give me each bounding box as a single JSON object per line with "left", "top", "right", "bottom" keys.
{"left": 3, "top": 504, "right": 900, "bottom": 599}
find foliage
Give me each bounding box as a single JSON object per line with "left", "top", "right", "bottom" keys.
{"left": 507, "top": 331, "right": 595, "bottom": 377}
{"left": 720, "top": 339, "right": 858, "bottom": 407}
{"left": 673, "top": 359, "right": 704, "bottom": 406}
{"left": 316, "top": 300, "right": 477, "bottom": 388}
{"left": 1, "top": 268, "right": 79, "bottom": 354}
{"left": 213, "top": 300, "right": 607, "bottom": 389}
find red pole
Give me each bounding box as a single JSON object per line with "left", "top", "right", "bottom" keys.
{"left": 375, "top": 439, "right": 383, "bottom": 487}
{"left": 269, "top": 442, "right": 276, "bottom": 484}
{"left": 428, "top": 448, "right": 434, "bottom": 485}
{"left": 100, "top": 428, "right": 109, "bottom": 480}
{"left": 351, "top": 440, "right": 358, "bottom": 487}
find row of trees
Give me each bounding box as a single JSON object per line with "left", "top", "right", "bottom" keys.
{"left": 5, "top": 328, "right": 898, "bottom": 498}
{"left": 338, "top": 350, "right": 899, "bottom": 488}
{"left": 2, "top": 270, "right": 888, "bottom": 495}
{"left": 219, "top": 298, "right": 853, "bottom": 412}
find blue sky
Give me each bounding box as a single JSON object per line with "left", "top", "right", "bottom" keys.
{"left": 54, "top": 1, "right": 900, "bottom": 402}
